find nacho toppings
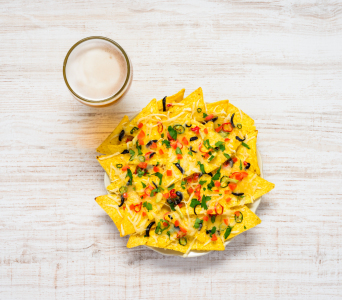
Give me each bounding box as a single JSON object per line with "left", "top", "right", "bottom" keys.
{"left": 95, "top": 88, "right": 275, "bottom": 255}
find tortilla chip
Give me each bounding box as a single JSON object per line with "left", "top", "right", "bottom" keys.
{"left": 95, "top": 195, "right": 135, "bottom": 237}
{"left": 123, "top": 99, "right": 159, "bottom": 139}
{"left": 157, "top": 89, "right": 185, "bottom": 112}
{"left": 168, "top": 87, "right": 206, "bottom": 123}
{"left": 235, "top": 130, "right": 260, "bottom": 175}
{"left": 97, "top": 115, "right": 130, "bottom": 154}
{"left": 127, "top": 234, "right": 148, "bottom": 248}
{"left": 192, "top": 237, "right": 225, "bottom": 251}
{"left": 225, "top": 206, "right": 261, "bottom": 240}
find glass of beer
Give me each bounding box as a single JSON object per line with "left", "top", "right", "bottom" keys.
{"left": 63, "top": 36, "right": 133, "bottom": 107}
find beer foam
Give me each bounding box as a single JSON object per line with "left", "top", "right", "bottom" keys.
{"left": 66, "top": 39, "right": 127, "bottom": 101}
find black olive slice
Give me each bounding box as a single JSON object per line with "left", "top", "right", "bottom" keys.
{"left": 146, "top": 140, "right": 158, "bottom": 147}
{"left": 146, "top": 221, "right": 155, "bottom": 237}
{"left": 118, "top": 195, "right": 125, "bottom": 207}
{"left": 119, "top": 130, "right": 125, "bottom": 141}
{"left": 162, "top": 96, "right": 167, "bottom": 112}
{"left": 235, "top": 136, "right": 246, "bottom": 142}
{"left": 232, "top": 192, "right": 244, "bottom": 196}
{"left": 190, "top": 136, "right": 198, "bottom": 142}
{"left": 121, "top": 149, "right": 129, "bottom": 154}
{"left": 230, "top": 113, "right": 235, "bottom": 128}
{"left": 175, "top": 163, "right": 184, "bottom": 174}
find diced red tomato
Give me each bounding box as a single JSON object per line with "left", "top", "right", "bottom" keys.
{"left": 225, "top": 138, "right": 230, "bottom": 142}
{"left": 215, "top": 125, "right": 223, "bottom": 132}
{"left": 122, "top": 165, "right": 130, "bottom": 171}
{"left": 153, "top": 166, "right": 160, "bottom": 172}
{"left": 174, "top": 220, "right": 180, "bottom": 227}
{"left": 187, "top": 187, "right": 194, "bottom": 194}
{"left": 126, "top": 137, "right": 133, "bottom": 142}
{"left": 223, "top": 219, "right": 229, "bottom": 226}
{"left": 243, "top": 161, "right": 248, "bottom": 166}
{"left": 203, "top": 216, "right": 209, "bottom": 221}
{"left": 178, "top": 203, "right": 184, "bottom": 208}
{"left": 138, "top": 122, "right": 143, "bottom": 128}
{"left": 211, "top": 234, "right": 217, "bottom": 241}
{"left": 177, "top": 154, "right": 183, "bottom": 159}
{"left": 163, "top": 222, "right": 168, "bottom": 227}
{"left": 138, "top": 162, "right": 147, "bottom": 169}
{"left": 226, "top": 198, "right": 231, "bottom": 203}
{"left": 234, "top": 211, "right": 240, "bottom": 216}
{"left": 207, "top": 209, "right": 213, "bottom": 215}
{"left": 204, "top": 153, "right": 210, "bottom": 159}
{"left": 204, "top": 128, "right": 208, "bottom": 134}
{"left": 167, "top": 103, "right": 173, "bottom": 107}
{"left": 232, "top": 157, "right": 238, "bottom": 163}
{"left": 193, "top": 174, "right": 199, "bottom": 182}
{"left": 139, "top": 139, "right": 144, "bottom": 145}
{"left": 137, "top": 130, "right": 145, "bottom": 140}
{"left": 182, "top": 137, "right": 189, "bottom": 146}
{"left": 229, "top": 183, "right": 237, "bottom": 191}
{"left": 180, "top": 227, "right": 187, "bottom": 233}
{"left": 171, "top": 141, "right": 178, "bottom": 149}
{"left": 205, "top": 114, "right": 214, "bottom": 121}
{"left": 241, "top": 172, "right": 248, "bottom": 178}
{"left": 167, "top": 170, "right": 172, "bottom": 176}
{"left": 142, "top": 212, "right": 147, "bottom": 217}
{"left": 159, "top": 149, "right": 164, "bottom": 155}
{"left": 191, "top": 126, "right": 200, "bottom": 134}
{"left": 163, "top": 192, "right": 169, "bottom": 199}
{"left": 129, "top": 204, "right": 135, "bottom": 210}
{"left": 150, "top": 142, "right": 157, "bottom": 149}
{"left": 214, "top": 181, "right": 220, "bottom": 187}
{"left": 123, "top": 193, "right": 127, "bottom": 198}
{"left": 224, "top": 190, "right": 231, "bottom": 194}
{"left": 186, "top": 177, "right": 192, "bottom": 183}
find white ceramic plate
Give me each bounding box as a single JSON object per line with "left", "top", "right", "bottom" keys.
{"left": 103, "top": 111, "right": 263, "bottom": 257}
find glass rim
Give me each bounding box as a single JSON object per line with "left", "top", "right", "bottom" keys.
{"left": 63, "top": 36, "right": 131, "bottom": 104}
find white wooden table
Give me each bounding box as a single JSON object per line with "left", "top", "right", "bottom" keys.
{"left": 1, "top": 1, "right": 341, "bottom": 299}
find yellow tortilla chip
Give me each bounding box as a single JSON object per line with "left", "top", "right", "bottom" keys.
{"left": 235, "top": 130, "right": 260, "bottom": 175}
{"left": 157, "top": 89, "right": 185, "bottom": 112}
{"left": 95, "top": 195, "right": 135, "bottom": 237}
{"left": 168, "top": 87, "right": 206, "bottom": 123}
{"left": 123, "top": 99, "right": 159, "bottom": 140}
{"left": 225, "top": 205, "right": 261, "bottom": 240}
{"left": 97, "top": 115, "right": 130, "bottom": 154}
{"left": 127, "top": 234, "right": 148, "bottom": 248}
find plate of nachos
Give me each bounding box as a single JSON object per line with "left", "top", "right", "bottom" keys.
{"left": 95, "top": 88, "right": 275, "bottom": 257}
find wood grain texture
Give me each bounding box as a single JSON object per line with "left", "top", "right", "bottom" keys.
{"left": 1, "top": 0, "right": 341, "bottom": 299}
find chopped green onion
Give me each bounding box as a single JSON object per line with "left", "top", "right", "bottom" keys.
{"left": 119, "top": 186, "right": 127, "bottom": 194}
{"left": 130, "top": 127, "right": 138, "bottom": 134}
{"left": 173, "top": 124, "right": 185, "bottom": 134}
{"left": 138, "top": 155, "right": 145, "bottom": 162}
{"left": 235, "top": 212, "right": 243, "bottom": 223}
{"left": 237, "top": 123, "right": 242, "bottom": 129}
{"left": 116, "top": 164, "right": 123, "bottom": 168}
{"left": 179, "top": 237, "right": 187, "bottom": 246}
{"left": 197, "top": 108, "right": 202, "bottom": 113}
{"left": 241, "top": 142, "right": 250, "bottom": 149}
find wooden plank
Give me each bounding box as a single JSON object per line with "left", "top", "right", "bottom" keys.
{"left": 0, "top": 0, "right": 341, "bottom": 299}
